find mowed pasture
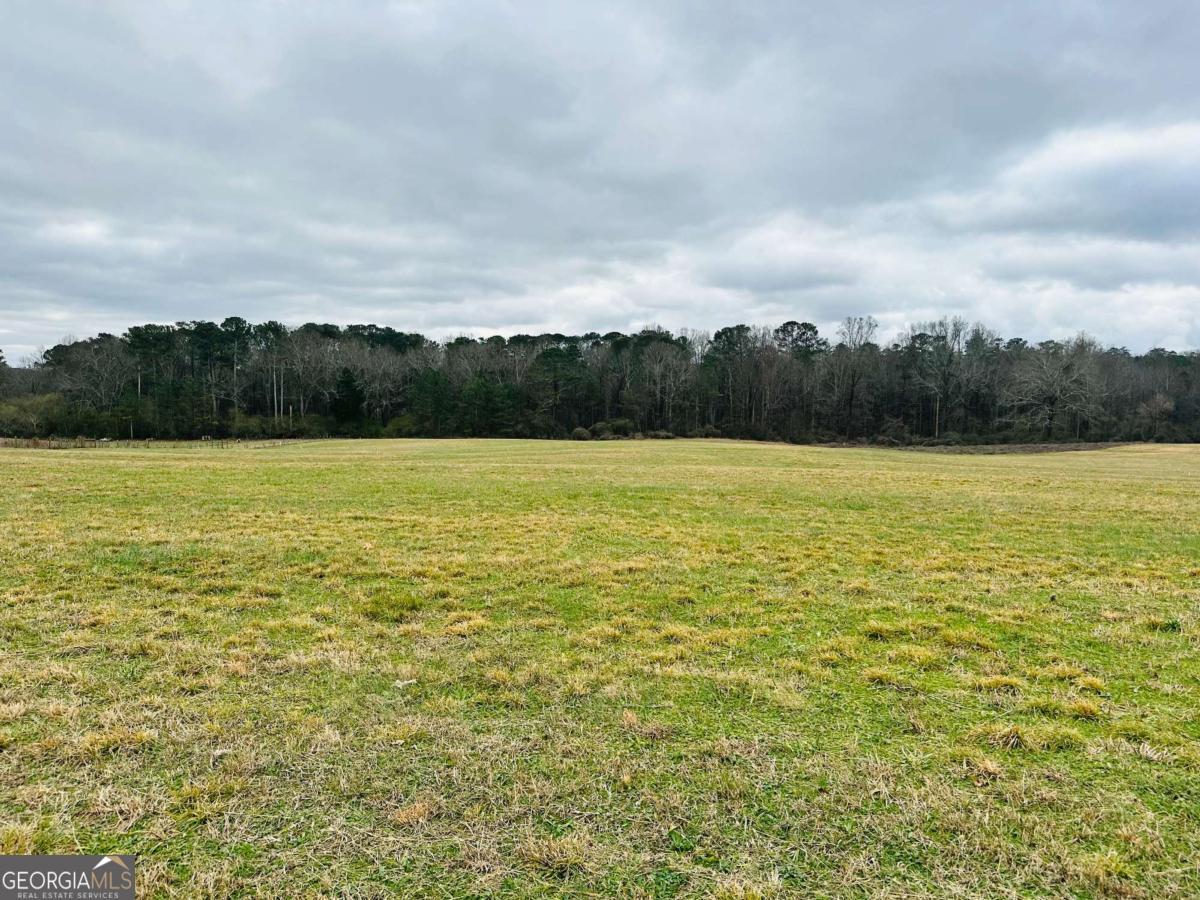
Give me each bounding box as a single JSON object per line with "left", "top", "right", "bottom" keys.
{"left": 0, "top": 440, "right": 1197, "bottom": 898}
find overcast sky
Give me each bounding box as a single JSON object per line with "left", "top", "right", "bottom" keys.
{"left": 2, "top": 1, "right": 1199, "bottom": 360}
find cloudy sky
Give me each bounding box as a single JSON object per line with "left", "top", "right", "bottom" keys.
{"left": 2, "top": 1, "right": 1199, "bottom": 360}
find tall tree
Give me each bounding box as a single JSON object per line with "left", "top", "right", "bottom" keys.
{"left": 831, "top": 316, "right": 878, "bottom": 438}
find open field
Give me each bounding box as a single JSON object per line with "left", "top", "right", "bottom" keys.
{"left": 0, "top": 440, "right": 1197, "bottom": 897}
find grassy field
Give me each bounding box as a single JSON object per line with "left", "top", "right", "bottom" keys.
{"left": 0, "top": 440, "right": 1197, "bottom": 898}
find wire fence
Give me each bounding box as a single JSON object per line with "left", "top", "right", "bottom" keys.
{"left": 0, "top": 437, "right": 321, "bottom": 451}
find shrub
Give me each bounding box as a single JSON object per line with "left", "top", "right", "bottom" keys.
{"left": 570, "top": 427, "right": 591, "bottom": 441}
{"left": 291, "top": 415, "right": 332, "bottom": 437}
{"left": 231, "top": 415, "right": 267, "bottom": 438}
{"left": 879, "top": 416, "right": 910, "bottom": 443}
{"left": 383, "top": 415, "right": 419, "bottom": 437}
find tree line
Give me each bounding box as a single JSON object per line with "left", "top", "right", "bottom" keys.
{"left": 0, "top": 316, "right": 1195, "bottom": 443}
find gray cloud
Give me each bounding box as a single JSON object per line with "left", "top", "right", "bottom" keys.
{"left": 2, "top": 0, "right": 1200, "bottom": 360}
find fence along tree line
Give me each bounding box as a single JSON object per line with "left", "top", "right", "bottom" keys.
{"left": 0, "top": 316, "right": 1195, "bottom": 443}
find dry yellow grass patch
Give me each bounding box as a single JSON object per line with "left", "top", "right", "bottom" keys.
{"left": 389, "top": 798, "right": 439, "bottom": 827}
{"left": 974, "top": 722, "right": 1085, "bottom": 752}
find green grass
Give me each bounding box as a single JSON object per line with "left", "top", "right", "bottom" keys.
{"left": 0, "top": 439, "right": 1197, "bottom": 897}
